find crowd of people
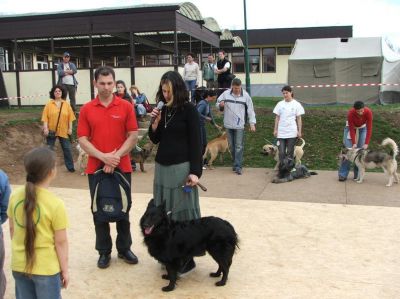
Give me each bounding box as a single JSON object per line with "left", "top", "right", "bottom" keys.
{"left": 0, "top": 49, "right": 378, "bottom": 298}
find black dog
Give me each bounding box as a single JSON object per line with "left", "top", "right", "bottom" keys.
{"left": 140, "top": 199, "right": 238, "bottom": 292}
{"left": 272, "top": 157, "right": 317, "bottom": 183}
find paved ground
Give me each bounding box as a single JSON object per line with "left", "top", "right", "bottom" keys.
{"left": 2, "top": 166, "right": 400, "bottom": 298}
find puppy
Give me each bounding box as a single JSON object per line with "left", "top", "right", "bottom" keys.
{"left": 131, "top": 141, "right": 154, "bottom": 172}
{"left": 340, "top": 137, "right": 399, "bottom": 187}
{"left": 76, "top": 144, "right": 88, "bottom": 176}
{"left": 203, "top": 132, "right": 230, "bottom": 169}
{"left": 262, "top": 138, "right": 305, "bottom": 170}
{"left": 140, "top": 199, "right": 238, "bottom": 292}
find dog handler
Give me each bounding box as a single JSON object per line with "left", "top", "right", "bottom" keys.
{"left": 273, "top": 85, "right": 304, "bottom": 169}
{"left": 338, "top": 101, "right": 373, "bottom": 181}
{"left": 149, "top": 71, "right": 202, "bottom": 274}
{"left": 78, "top": 66, "right": 139, "bottom": 269}
{"left": 216, "top": 78, "right": 256, "bottom": 175}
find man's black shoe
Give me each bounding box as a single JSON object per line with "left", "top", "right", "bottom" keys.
{"left": 97, "top": 254, "right": 111, "bottom": 269}
{"left": 118, "top": 250, "right": 139, "bottom": 264}
{"left": 338, "top": 176, "right": 346, "bottom": 182}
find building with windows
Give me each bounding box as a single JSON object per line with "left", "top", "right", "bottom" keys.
{"left": 0, "top": 2, "right": 353, "bottom": 106}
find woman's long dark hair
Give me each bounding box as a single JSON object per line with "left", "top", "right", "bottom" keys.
{"left": 156, "top": 71, "right": 189, "bottom": 108}
{"left": 115, "top": 80, "right": 132, "bottom": 104}
{"left": 23, "top": 147, "right": 56, "bottom": 274}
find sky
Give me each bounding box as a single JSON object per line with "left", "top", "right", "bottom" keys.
{"left": 1, "top": 0, "right": 400, "bottom": 41}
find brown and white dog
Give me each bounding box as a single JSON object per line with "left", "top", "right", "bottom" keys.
{"left": 262, "top": 138, "right": 305, "bottom": 170}
{"left": 203, "top": 132, "right": 230, "bottom": 169}
{"left": 340, "top": 137, "right": 399, "bottom": 187}
{"left": 76, "top": 144, "right": 88, "bottom": 176}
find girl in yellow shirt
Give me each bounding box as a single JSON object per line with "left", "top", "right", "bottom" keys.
{"left": 7, "top": 147, "right": 69, "bottom": 299}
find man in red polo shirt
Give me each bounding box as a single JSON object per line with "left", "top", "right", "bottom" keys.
{"left": 338, "top": 101, "right": 373, "bottom": 181}
{"left": 77, "top": 66, "right": 139, "bottom": 269}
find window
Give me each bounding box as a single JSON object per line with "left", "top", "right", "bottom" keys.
{"left": 158, "top": 54, "right": 170, "bottom": 65}
{"left": 24, "top": 53, "right": 33, "bottom": 70}
{"left": 145, "top": 54, "right": 171, "bottom": 66}
{"left": 362, "top": 63, "right": 380, "bottom": 77}
{"left": 36, "top": 55, "right": 48, "bottom": 70}
{"left": 248, "top": 48, "right": 260, "bottom": 73}
{"left": 116, "top": 56, "right": 129, "bottom": 67}
{"left": 232, "top": 49, "right": 260, "bottom": 73}
{"left": 232, "top": 51, "right": 244, "bottom": 73}
{"left": 0, "top": 48, "right": 5, "bottom": 71}
{"left": 277, "top": 47, "right": 292, "bottom": 55}
{"left": 103, "top": 57, "right": 115, "bottom": 67}
{"left": 313, "top": 64, "right": 330, "bottom": 78}
{"left": 262, "top": 48, "right": 276, "bottom": 73}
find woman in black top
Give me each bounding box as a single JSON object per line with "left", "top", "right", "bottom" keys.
{"left": 148, "top": 71, "right": 202, "bottom": 274}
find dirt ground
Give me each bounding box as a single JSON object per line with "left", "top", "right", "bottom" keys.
{"left": 1, "top": 114, "right": 400, "bottom": 298}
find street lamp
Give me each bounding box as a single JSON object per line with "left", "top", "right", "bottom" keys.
{"left": 243, "top": 0, "right": 251, "bottom": 95}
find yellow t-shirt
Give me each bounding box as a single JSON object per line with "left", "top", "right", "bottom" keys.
{"left": 41, "top": 99, "right": 76, "bottom": 138}
{"left": 7, "top": 186, "right": 69, "bottom": 275}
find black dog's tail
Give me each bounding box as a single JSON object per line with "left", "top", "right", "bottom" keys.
{"left": 309, "top": 171, "right": 318, "bottom": 175}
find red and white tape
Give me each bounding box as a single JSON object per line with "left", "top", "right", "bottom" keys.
{"left": 292, "top": 82, "right": 400, "bottom": 88}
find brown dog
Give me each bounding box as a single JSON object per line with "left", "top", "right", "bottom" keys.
{"left": 76, "top": 143, "right": 88, "bottom": 176}
{"left": 131, "top": 141, "right": 154, "bottom": 172}
{"left": 203, "top": 132, "right": 230, "bottom": 169}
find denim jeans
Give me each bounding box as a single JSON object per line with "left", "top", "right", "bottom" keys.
{"left": 226, "top": 128, "right": 244, "bottom": 171}
{"left": 338, "top": 126, "right": 367, "bottom": 179}
{"left": 185, "top": 80, "right": 196, "bottom": 103}
{"left": 47, "top": 136, "right": 75, "bottom": 171}
{"left": 277, "top": 138, "right": 297, "bottom": 163}
{"left": 12, "top": 271, "right": 61, "bottom": 299}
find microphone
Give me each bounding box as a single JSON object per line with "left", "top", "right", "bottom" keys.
{"left": 150, "top": 101, "right": 165, "bottom": 125}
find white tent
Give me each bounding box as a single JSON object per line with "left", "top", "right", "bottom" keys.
{"left": 288, "top": 37, "right": 400, "bottom": 104}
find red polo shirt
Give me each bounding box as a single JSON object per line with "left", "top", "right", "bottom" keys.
{"left": 77, "top": 95, "right": 137, "bottom": 174}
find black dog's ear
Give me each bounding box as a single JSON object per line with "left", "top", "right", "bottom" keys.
{"left": 147, "top": 198, "right": 156, "bottom": 209}
{"left": 341, "top": 144, "right": 347, "bottom": 149}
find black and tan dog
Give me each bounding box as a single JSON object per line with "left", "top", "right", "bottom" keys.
{"left": 131, "top": 141, "right": 154, "bottom": 172}
{"left": 262, "top": 138, "right": 305, "bottom": 170}
{"left": 340, "top": 137, "right": 399, "bottom": 187}
{"left": 272, "top": 158, "right": 317, "bottom": 184}
{"left": 140, "top": 199, "right": 238, "bottom": 292}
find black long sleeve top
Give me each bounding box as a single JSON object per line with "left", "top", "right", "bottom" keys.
{"left": 148, "top": 103, "right": 202, "bottom": 178}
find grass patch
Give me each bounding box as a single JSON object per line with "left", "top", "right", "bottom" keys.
{"left": 205, "top": 98, "right": 400, "bottom": 170}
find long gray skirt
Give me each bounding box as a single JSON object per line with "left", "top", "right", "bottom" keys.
{"left": 153, "top": 161, "right": 201, "bottom": 221}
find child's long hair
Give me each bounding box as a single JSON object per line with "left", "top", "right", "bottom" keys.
{"left": 23, "top": 147, "right": 56, "bottom": 273}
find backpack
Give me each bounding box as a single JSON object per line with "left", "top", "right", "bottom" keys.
{"left": 90, "top": 168, "right": 131, "bottom": 222}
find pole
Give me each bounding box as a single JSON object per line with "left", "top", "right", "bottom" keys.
{"left": 243, "top": 0, "right": 251, "bottom": 95}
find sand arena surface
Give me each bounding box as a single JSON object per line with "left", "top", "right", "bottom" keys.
{"left": 3, "top": 182, "right": 400, "bottom": 299}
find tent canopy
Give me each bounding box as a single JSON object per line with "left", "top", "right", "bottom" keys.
{"left": 288, "top": 37, "right": 400, "bottom": 104}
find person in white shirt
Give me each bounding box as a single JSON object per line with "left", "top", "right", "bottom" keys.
{"left": 182, "top": 53, "right": 200, "bottom": 103}
{"left": 273, "top": 85, "right": 305, "bottom": 164}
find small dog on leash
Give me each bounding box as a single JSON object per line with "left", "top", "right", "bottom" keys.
{"left": 130, "top": 141, "right": 154, "bottom": 172}
{"left": 262, "top": 138, "right": 305, "bottom": 170}
{"left": 272, "top": 158, "right": 317, "bottom": 183}
{"left": 76, "top": 144, "right": 88, "bottom": 176}
{"left": 340, "top": 137, "right": 399, "bottom": 187}
{"left": 203, "top": 132, "right": 230, "bottom": 169}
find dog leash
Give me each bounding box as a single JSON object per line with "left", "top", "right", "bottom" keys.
{"left": 165, "top": 181, "right": 207, "bottom": 219}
